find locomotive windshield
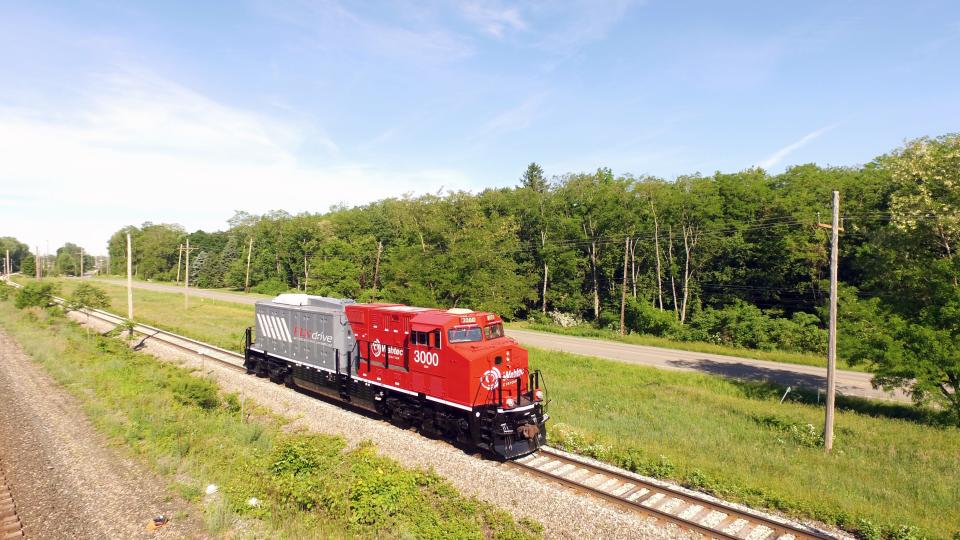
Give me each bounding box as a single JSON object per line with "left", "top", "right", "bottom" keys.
{"left": 483, "top": 323, "right": 504, "bottom": 340}
{"left": 448, "top": 326, "right": 483, "bottom": 343}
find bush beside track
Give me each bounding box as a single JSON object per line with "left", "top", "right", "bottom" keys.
{"left": 0, "top": 286, "right": 542, "bottom": 539}
{"left": 8, "top": 277, "right": 960, "bottom": 538}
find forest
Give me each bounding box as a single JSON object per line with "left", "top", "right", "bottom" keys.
{"left": 13, "top": 134, "right": 959, "bottom": 420}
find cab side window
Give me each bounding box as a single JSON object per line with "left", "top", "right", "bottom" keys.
{"left": 411, "top": 329, "right": 441, "bottom": 348}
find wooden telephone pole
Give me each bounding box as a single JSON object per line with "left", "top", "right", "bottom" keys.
{"left": 79, "top": 248, "right": 84, "bottom": 277}
{"left": 818, "top": 191, "right": 842, "bottom": 452}
{"left": 126, "top": 233, "right": 134, "bottom": 321}
{"left": 244, "top": 237, "right": 254, "bottom": 293}
{"left": 175, "top": 243, "right": 183, "bottom": 284}
{"left": 35, "top": 246, "right": 41, "bottom": 279}
{"left": 183, "top": 238, "right": 195, "bottom": 309}
{"left": 620, "top": 236, "right": 630, "bottom": 335}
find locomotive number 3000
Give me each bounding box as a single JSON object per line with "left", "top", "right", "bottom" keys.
{"left": 414, "top": 350, "right": 440, "bottom": 367}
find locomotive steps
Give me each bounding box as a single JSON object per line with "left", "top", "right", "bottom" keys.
{"left": 11, "top": 279, "right": 842, "bottom": 539}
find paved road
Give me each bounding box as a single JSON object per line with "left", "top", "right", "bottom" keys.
{"left": 508, "top": 329, "right": 905, "bottom": 402}
{"left": 94, "top": 277, "right": 903, "bottom": 402}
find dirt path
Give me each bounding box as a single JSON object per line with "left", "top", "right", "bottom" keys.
{"left": 0, "top": 328, "right": 205, "bottom": 540}
{"left": 92, "top": 277, "right": 903, "bottom": 402}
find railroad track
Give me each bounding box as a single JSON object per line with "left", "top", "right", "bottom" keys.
{"left": 0, "top": 459, "right": 23, "bottom": 539}
{"left": 2, "top": 278, "right": 837, "bottom": 539}
{"left": 2, "top": 278, "right": 246, "bottom": 374}
{"left": 510, "top": 446, "right": 835, "bottom": 540}
{"left": 74, "top": 306, "right": 247, "bottom": 373}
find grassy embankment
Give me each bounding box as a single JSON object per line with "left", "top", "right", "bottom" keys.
{"left": 14, "top": 276, "right": 254, "bottom": 352}
{"left": 87, "top": 275, "right": 276, "bottom": 299}
{"left": 20, "top": 275, "right": 856, "bottom": 372}
{"left": 12, "top": 277, "right": 959, "bottom": 537}
{"left": 0, "top": 287, "right": 542, "bottom": 539}
{"left": 508, "top": 320, "right": 863, "bottom": 372}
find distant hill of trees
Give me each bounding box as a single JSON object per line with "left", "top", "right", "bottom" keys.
{"left": 103, "top": 134, "right": 960, "bottom": 421}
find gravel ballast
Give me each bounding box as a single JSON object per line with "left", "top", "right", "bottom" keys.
{"left": 69, "top": 312, "right": 690, "bottom": 540}
{"left": 0, "top": 327, "right": 205, "bottom": 540}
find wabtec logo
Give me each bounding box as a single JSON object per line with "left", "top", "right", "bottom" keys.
{"left": 293, "top": 326, "right": 334, "bottom": 344}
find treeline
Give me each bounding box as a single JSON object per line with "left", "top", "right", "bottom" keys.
{"left": 104, "top": 135, "right": 960, "bottom": 419}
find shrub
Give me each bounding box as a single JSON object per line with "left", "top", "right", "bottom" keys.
{"left": 686, "top": 301, "right": 826, "bottom": 354}
{"left": 251, "top": 278, "right": 290, "bottom": 295}
{"left": 68, "top": 283, "right": 111, "bottom": 309}
{"left": 172, "top": 377, "right": 221, "bottom": 409}
{"left": 14, "top": 282, "right": 60, "bottom": 309}
{"left": 548, "top": 310, "right": 583, "bottom": 328}
{"left": 624, "top": 297, "right": 681, "bottom": 337}
{"left": 0, "top": 282, "right": 11, "bottom": 300}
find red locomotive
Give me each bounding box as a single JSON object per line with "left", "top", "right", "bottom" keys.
{"left": 243, "top": 294, "right": 548, "bottom": 459}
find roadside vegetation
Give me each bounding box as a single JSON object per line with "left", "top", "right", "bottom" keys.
{"left": 13, "top": 276, "right": 254, "bottom": 353}
{"left": 531, "top": 348, "right": 959, "bottom": 539}
{"left": 507, "top": 319, "right": 860, "bottom": 371}
{"left": 0, "top": 288, "right": 542, "bottom": 539}
{"left": 7, "top": 279, "right": 955, "bottom": 538}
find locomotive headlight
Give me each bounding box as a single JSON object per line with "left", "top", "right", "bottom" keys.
{"left": 505, "top": 397, "right": 516, "bottom": 409}
{"left": 534, "top": 389, "right": 544, "bottom": 401}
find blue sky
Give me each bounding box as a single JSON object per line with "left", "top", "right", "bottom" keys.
{"left": 2, "top": 1, "right": 958, "bottom": 255}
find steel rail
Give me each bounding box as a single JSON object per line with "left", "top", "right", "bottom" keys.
{"left": 0, "top": 459, "right": 23, "bottom": 539}
{"left": 76, "top": 307, "right": 247, "bottom": 372}
{"left": 509, "top": 446, "right": 835, "bottom": 540}
{"left": 2, "top": 279, "right": 245, "bottom": 372}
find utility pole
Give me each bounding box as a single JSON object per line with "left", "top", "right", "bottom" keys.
{"left": 183, "top": 238, "right": 194, "bottom": 309}
{"left": 126, "top": 233, "right": 134, "bottom": 321}
{"left": 620, "top": 236, "right": 630, "bottom": 335}
{"left": 819, "top": 191, "right": 842, "bottom": 452}
{"left": 372, "top": 240, "right": 383, "bottom": 299}
{"left": 35, "top": 246, "right": 41, "bottom": 279}
{"left": 175, "top": 243, "right": 183, "bottom": 284}
{"left": 79, "top": 248, "right": 84, "bottom": 277}
{"left": 4, "top": 249, "right": 9, "bottom": 277}
{"left": 244, "top": 237, "right": 254, "bottom": 293}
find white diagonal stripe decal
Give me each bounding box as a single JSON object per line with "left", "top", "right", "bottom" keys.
{"left": 268, "top": 315, "right": 282, "bottom": 341}
{"left": 256, "top": 314, "right": 267, "bottom": 338}
{"left": 277, "top": 317, "right": 292, "bottom": 342}
{"left": 257, "top": 313, "right": 273, "bottom": 338}
{"left": 272, "top": 316, "right": 288, "bottom": 342}
{"left": 274, "top": 316, "right": 290, "bottom": 343}
{"left": 259, "top": 314, "right": 275, "bottom": 339}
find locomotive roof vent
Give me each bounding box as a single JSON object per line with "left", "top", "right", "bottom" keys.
{"left": 446, "top": 308, "right": 473, "bottom": 315}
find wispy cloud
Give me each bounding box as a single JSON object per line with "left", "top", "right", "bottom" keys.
{"left": 758, "top": 124, "right": 838, "bottom": 169}
{"left": 258, "top": 0, "right": 474, "bottom": 65}
{"left": 458, "top": 1, "right": 526, "bottom": 38}
{"left": 479, "top": 92, "right": 546, "bottom": 137}
{"left": 0, "top": 68, "right": 473, "bottom": 252}
{"left": 532, "top": 0, "right": 638, "bottom": 56}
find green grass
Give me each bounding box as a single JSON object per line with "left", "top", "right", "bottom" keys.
{"left": 508, "top": 320, "right": 865, "bottom": 372}
{"left": 531, "top": 348, "right": 959, "bottom": 539}
{"left": 87, "top": 275, "right": 276, "bottom": 299}
{"left": 10, "top": 277, "right": 955, "bottom": 538}
{"left": 0, "top": 296, "right": 542, "bottom": 539}
{"left": 15, "top": 276, "right": 254, "bottom": 352}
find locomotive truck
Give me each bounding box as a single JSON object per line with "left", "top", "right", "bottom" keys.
{"left": 243, "top": 293, "right": 548, "bottom": 459}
